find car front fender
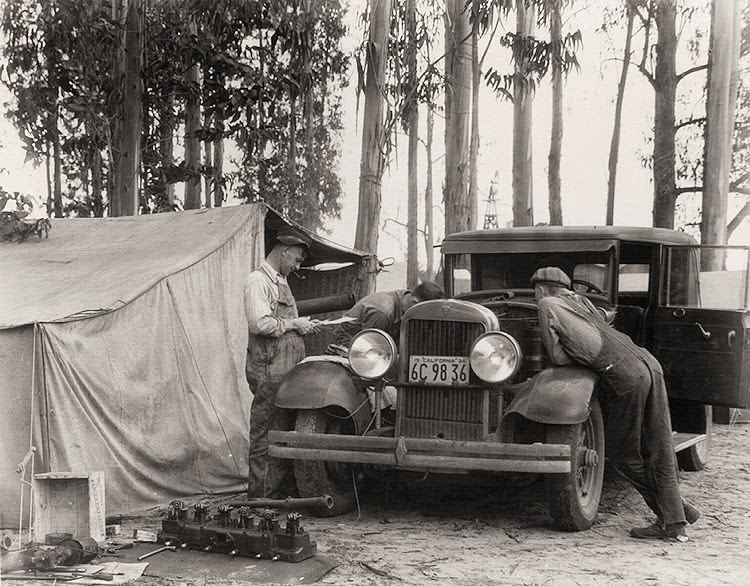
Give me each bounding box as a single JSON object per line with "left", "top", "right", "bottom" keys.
{"left": 275, "top": 357, "right": 372, "bottom": 434}
{"left": 505, "top": 365, "right": 600, "bottom": 425}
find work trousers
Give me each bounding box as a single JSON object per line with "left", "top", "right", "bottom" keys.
{"left": 601, "top": 351, "right": 686, "bottom": 526}
{"left": 246, "top": 285, "right": 305, "bottom": 498}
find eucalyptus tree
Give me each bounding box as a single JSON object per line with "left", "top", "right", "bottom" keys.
{"left": 480, "top": 0, "right": 580, "bottom": 227}
{"left": 355, "top": 0, "right": 392, "bottom": 294}
{"left": 701, "top": 0, "right": 742, "bottom": 268}
{"left": 444, "top": 0, "right": 473, "bottom": 233}
{"left": 604, "top": 0, "right": 637, "bottom": 226}
{"left": 110, "top": 0, "right": 143, "bottom": 217}
{"left": 229, "top": 0, "right": 349, "bottom": 231}
{"left": 610, "top": 0, "right": 749, "bottom": 236}
{"left": 3, "top": 0, "right": 348, "bottom": 227}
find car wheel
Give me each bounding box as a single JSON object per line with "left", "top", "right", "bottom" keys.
{"left": 544, "top": 395, "right": 605, "bottom": 531}
{"left": 677, "top": 406, "right": 712, "bottom": 471}
{"left": 293, "top": 408, "right": 357, "bottom": 517}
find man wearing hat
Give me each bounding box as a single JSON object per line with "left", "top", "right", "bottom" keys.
{"left": 531, "top": 267, "right": 699, "bottom": 541}
{"left": 244, "top": 224, "right": 320, "bottom": 498}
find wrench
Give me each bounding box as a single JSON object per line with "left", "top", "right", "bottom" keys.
{"left": 137, "top": 545, "right": 177, "bottom": 560}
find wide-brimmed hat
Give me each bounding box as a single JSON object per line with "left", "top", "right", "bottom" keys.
{"left": 276, "top": 225, "right": 312, "bottom": 250}
{"left": 530, "top": 266, "right": 571, "bottom": 289}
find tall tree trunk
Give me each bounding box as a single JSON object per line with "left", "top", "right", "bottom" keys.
{"left": 701, "top": 0, "right": 741, "bottom": 269}
{"left": 50, "top": 102, "right": 63, "bottom": 218}
{"left": 43, "top": 2, "right": 63, "bottom": 218}
{"left": 111, "top": 0, "right": 143, "bottom": 217}
{"left": 548, "top": 0, "right": 563, "bottom": 226}
{"left": 45, "top": 148, "right": 52, "bottom": 217}
{"left": 303, "top": 37, "right": 319, "bottom": 226}
{"left": 214, "top": 108, "right": 225, "bottom": 207}
{"left": 203, "top": 137, "right": 213, "bottom": 208}
{"left": 44, "top": 2, "right": 63, "bottom": 218}
{"left": 606, "top": 2, "right": 635, "bottom": 225}
{"left": 425, "top": 104, "right": 435, "bottom": 281}
{"left": 652, "top": 0, "right": 678, "bottom": 228}
{"left": 444, "top": 0, "right": 473, "bottom": 237}
{"left": 469, "top": 0, "right": 480, "bottom": 230}
{"left": 87, "top": 117, "right": 104, "bottom": 217}
{"left": 512, "top": 2, "right": 535, "bottom": 227}
{"left": 159, "top": 93, "right": 175, "bottom": 207}
{"left": 288, "top": 92, "right": 298, "bottom": 217}
{"left": 406, "top": 0, "right": 419, "bottom": 288}
{"left": 184, "top": 19, "right": 202, "bottom": 210}
{"left": 355, "top": 0, "right": 392, "bottom": 295}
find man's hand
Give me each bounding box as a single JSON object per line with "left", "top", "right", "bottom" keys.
{"left": 293, "top": 317, "right": 322, "bottom": 335}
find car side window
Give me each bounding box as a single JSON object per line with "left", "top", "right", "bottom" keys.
{"left": 665, "top": 246, "right": 749, "bottom": 310}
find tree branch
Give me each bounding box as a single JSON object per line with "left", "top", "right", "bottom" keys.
{"left": 675, "top": 185, "right": 702, "bottom": 195}
{"left": 677, "top": 63, "right": 707, "bottom": 83}
{"left": 637, "top": 62, "right": 655, "bottom": 87}
{"left": 731, "top": 172, "right": 750, "bottom": 190}
{"left": 728, "top": 196, "right": 750, "bottom": 238}
{"left": 675, "top": 116, "right": 706, "bottom": 131}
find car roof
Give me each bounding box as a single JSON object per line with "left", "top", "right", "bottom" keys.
{"left": 442, "top": 226, "right": 697, "bottom": 253}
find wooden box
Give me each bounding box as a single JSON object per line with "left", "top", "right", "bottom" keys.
{"left": 33, "top": 472, "right": 106, "bottom": 543}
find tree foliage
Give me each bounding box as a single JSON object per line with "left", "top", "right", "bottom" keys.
{"left": 479, "top": 1, "right": 581, "bottom": 101}
{"left": 1, "top": 0, "right": 348, "bottom": 229}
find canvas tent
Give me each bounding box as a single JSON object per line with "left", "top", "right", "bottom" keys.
{"left": 0, "top": 204, "right": 366, "bottom": 526}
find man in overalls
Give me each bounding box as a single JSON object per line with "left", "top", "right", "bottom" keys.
{"left": 244, "top": 225, "right": 320, "bottom": 498}
{"left": 531, "top": 267, "right": 700, "bottom": 541}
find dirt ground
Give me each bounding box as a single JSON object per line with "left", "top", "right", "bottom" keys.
{"left": 110, "top": 422, "right": 750, "bottom": 586}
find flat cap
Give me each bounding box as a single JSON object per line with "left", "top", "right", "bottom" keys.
{"left": 530, "top": 266, "right": 571, "bottom": 289}
{"left": 276, "top": 224, "right": 312, "bottom": 250}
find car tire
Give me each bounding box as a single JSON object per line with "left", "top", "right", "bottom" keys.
{"left": 293, "top": 408, "right": 357, "bottom": 517}
{"left": 677, "top": 406, "right": 712, "bottom": 471}
{"left": 544, "top": 395, "right": 605, "bottom": 531}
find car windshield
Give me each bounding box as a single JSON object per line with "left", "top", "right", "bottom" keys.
{"left": 451, "top": 251, "right": 614, "bottom": 297}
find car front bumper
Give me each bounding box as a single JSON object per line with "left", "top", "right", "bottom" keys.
{"left": 268, "top": 431, "right": 572, "bottom": 473}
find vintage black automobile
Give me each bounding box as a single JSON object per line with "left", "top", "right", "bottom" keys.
{"left": 270, "top": 227, "right": 750, "bottom": 530}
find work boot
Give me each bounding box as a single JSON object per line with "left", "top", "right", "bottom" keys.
{"left": 630, "top": 522, "right": 687, "bottom": 541}
{"left": 683, "top": 501, "right": 701, "bottom": 524}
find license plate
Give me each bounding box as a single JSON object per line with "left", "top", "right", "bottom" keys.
{"left": 408, "top": 356, "right": 470, "bottom": 385}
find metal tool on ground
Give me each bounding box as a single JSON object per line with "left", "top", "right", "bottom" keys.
{"left": 227, "top": 494, "right": 334, "bottom": 511}
{"left": 2, "top": 574, "right": 76, "bottom": 581}
{"left": 156, "top": 500, "right": 318, "bottom": 562}
{"left": 137, "top": 545, "right": 176, "bottom": 560}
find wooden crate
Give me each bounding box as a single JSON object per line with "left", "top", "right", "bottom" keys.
{"left": 33, "top": 472, "right": 105, "bottom": 543}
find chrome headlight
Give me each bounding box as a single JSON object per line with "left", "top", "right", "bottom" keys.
{"left": 348, "top": 329, "right": 398, "bottom": 380}
{"left": 470, "top": 332, "right": 522, "bottom": 383}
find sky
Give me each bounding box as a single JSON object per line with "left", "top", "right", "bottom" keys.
{"left": 0, "top": 0, "right": 747, "bottom": 266}
{"left": 326, "top": 0, "right": 749, "bottom": 267}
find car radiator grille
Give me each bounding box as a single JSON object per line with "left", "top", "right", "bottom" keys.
{"left": 404, "top": 319, "right": 485, "bottom": 358}
{"left": 400, "top": 319, "right": 487, "bottom": 441}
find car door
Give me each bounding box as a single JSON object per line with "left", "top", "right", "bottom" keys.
{"left": 652, "top": 245, "right": 750, "bottom": 409}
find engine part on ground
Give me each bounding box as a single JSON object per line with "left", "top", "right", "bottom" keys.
{"left": 55, "top": 537, "right": 98, "bottom": 566}
{"left": 30, "top": 547, "right": 67, "bottom": 570}
{"left": 0, "top": 547, "right": 34, "bottom": 573}
{"left": 228, "top": 494, "right": 334, "bottom": 511}
{"left": 158, "top": 501, "right": 317, "bottom": 562}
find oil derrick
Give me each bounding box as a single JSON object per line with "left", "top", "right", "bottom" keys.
{"left": 483, "top": 173, "right": 500, "bottom": 230}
